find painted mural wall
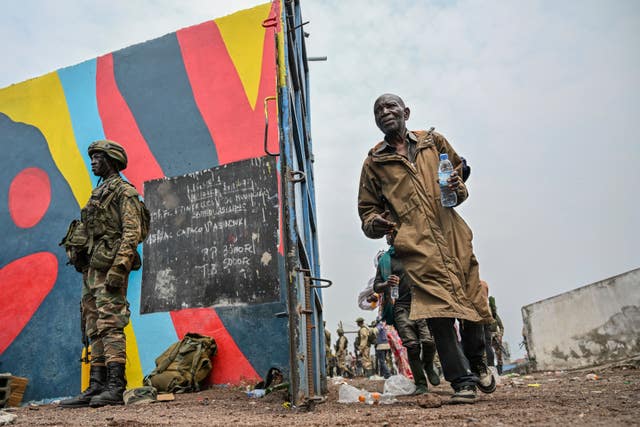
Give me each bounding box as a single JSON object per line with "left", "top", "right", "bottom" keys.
{"left": 0, "top": 2, "right": 288, "bottom": 402}
{"left": 522, "top": 268, "right": 640, "bottom": 371}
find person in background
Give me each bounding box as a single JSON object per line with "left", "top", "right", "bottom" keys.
{"left": 324, "top": 321, "right": 334, "bottom": 377}
{"left": 479, "top": 281, "right": 496, "bottom": 369}
{"left": 374, "top": 232, "right": 440, "bottom": 395}
{"left": 356, "top": 317, "right": 374, "bottom": 377}
{"left": 489, "top": 296, "right": 505, "bottom": 374}
{"left": 335, "top": 328, "right": 350, "bottom": 377}
{"left": 374, "top": 319, "right": 392, "bottom": 379}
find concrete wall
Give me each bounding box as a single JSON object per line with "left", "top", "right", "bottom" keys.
{"left": 522, "top": 268, "right": 640, "bottom": 371}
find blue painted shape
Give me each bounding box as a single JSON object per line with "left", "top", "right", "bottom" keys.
{"left": 127, "top": 246, "right": 178, "bottom": 376}
{"left": 57, "top": 60, "right": 104, "bottom": 188}
{"left": 215, "top": 253, "right": 289, "bottom": 379}
{"left": 112, "top": 33, "right": 219, "bottom": 176}
{"left": 0, "top": 113, "right": 82, "bottom": 401}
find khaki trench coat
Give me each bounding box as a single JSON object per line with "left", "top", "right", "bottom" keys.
{"left": 358, "top": 129, "right": 492, "bottom": 323}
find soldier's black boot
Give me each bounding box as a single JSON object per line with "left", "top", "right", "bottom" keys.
{"left": 90, "top": 362, "right": 126, "bottom": 407}
{"left": 59, "top": 365, "right": 106, "bottom": 408}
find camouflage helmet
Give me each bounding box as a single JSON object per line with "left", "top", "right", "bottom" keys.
{"left": 356, "top": 317, "right": 365, "bottom": 324}
{"left": 88, "top": 139, "right": 128, "bottom": 171}
{"left": 337, "top": 328, "right": 344, "bottom": 334}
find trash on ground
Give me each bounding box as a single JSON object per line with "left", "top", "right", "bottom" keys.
{"left": 0, "top": 410, "right": 17, "bottom": 426}
{"left": 156, "top": 393, "right": 175, "bottom": 402}
{"left": 246, "top": 388, "right": 266, "bottom": 398}
{"left": 383, "top": 374, "right": 416, "bottom": 396}
{"left": 331, "top": 376, "right": 346, "bottom": 386}
{"left": 585, "top": 373, "right": 599, "bottom": 381}
{"left": 337, "top": 383, "right": 396, "bottom": 404}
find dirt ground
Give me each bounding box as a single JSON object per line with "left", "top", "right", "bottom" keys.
{"left": 5, "top": 362, "right": 639, "bottom": 426}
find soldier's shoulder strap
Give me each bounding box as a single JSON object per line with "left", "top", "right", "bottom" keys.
{"left": 99, "top": 177, "right": 141, "bottom": 211}
{"left": 112, "top": 178, "right": 140, "bottom": 199}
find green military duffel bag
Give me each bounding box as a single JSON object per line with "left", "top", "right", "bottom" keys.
{"left": 143, "top": 333, "right": 217, "bottom": 393}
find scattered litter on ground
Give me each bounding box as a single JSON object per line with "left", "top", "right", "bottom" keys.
{"left": 7, "top": 366, "right": 640, "bottom": 425}
{"left": 0, "top": 410, "right": 17, "bottom": 425}
{"left": 383, "top": 374, "right": 415, "bottom": 396}
{"left": 157, "top": 393, "right": 175, "bottom": 402}
{"left": 337, "top": 383, "right": 396, "bottom": 404}
{"left": 246, "top": 389, "right": 266, "bottom": 398}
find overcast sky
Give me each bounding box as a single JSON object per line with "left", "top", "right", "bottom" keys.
{"left": 1, "top": 0, "right": 639, "bottom": 360}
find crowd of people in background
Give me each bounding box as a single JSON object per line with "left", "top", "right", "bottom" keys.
{"left": 324, "top": 289, "right": 504, "bottom": 387}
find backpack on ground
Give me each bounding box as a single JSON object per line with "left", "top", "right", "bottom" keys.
{"left": 143, "top": 333, "right": 217, "bottom": 393}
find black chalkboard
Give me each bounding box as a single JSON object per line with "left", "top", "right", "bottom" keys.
{"left": 141, "top": 156, "right": 280, "bottom": 314}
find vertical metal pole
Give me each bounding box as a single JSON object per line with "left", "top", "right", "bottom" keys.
{"left": 304, "top": 275, "right": 314, "bottom": 396}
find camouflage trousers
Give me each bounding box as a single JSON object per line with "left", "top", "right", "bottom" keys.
{"left": 491, "top": 333, "right": 503, "bottom": 367}
{"left": 81, "top": 268, "right": 131, "bottom": 365}
{"left": 358, "top": 346, "right": 373, "bottom": 371}
{"left": 336, "top": 352, "right": 348, "bottom": 375}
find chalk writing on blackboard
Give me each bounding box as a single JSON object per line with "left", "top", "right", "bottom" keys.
{"left": 141, "top": 156, "right": 279, "bottom": 314}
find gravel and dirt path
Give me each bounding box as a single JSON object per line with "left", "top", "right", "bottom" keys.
{"left": 5, "top": 363, "right": 639, "bottom": 426}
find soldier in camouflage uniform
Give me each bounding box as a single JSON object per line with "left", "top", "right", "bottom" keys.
{"left": 60, "top": 140, "right": 145, "bottom": 408}
{"left": 489, "top": 296, "right": 505, "bottom": 374}
{"left": 356, "top": 317, "right": 373, "bottom": 377}
{"left": 335, "top": 328, "right": 349, "bottom": 377}
{"left": 324, "top": 321, "right": 333, "bottom": 377}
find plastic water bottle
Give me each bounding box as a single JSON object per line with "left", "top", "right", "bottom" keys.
{"left": 246, "top": 388, "right": 266, "bottom": 398}
{"left": 438, "top": 153, "right": 457, "bottom": 207}
{"left": 390, "top": 284, "right": 399, "bottom": 300}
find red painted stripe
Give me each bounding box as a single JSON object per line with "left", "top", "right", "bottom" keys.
{"left": 96, "top": 54, "right": 164, "bottom": 194}
{"left": 176, "top": 7, "right": 278, "bottom": 165}
{"left": 8, "top": 167, "right": 51, "bottom": 229}
{"left": 170, "top": 308, "right": 261, "bottom": 384}
{"left": 0, "top": 252, "right": 58, "bottom": 354}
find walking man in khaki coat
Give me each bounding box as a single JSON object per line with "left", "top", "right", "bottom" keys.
{"left": 358, "top": 93, "right": 495, "bottom": 403}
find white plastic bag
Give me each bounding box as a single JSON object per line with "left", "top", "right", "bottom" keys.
{"left": 383, "top": 374, "right": 416, "bottom": 396}
{"left": 338, "top": 383, "right": 369, "bottom": 403}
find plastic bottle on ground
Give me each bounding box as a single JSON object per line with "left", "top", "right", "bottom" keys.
{"left": 246, "top": 388, "right": 266, "bottom": 398}
{"left": 438, "top": 153, "right": 457, "bottom": 207}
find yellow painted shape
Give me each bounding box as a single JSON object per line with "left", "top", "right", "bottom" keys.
{"left": 78, "top": 325, "right": 143, "bottom": 389}
{"left": 124, "top": 322, "right": 143, "bottom": 388}
{"left": 216, "top": 3, "right": 272, "bottom": 109}
{"left": 0, "top": 73, "right": 92, "bottom": 206}
{"left": 81, "top": 347, "right": 91, "bottom": 391}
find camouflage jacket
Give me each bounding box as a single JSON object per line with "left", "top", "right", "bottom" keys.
{"left": 82, "top": 174, "right": 143, "bottom": 272}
